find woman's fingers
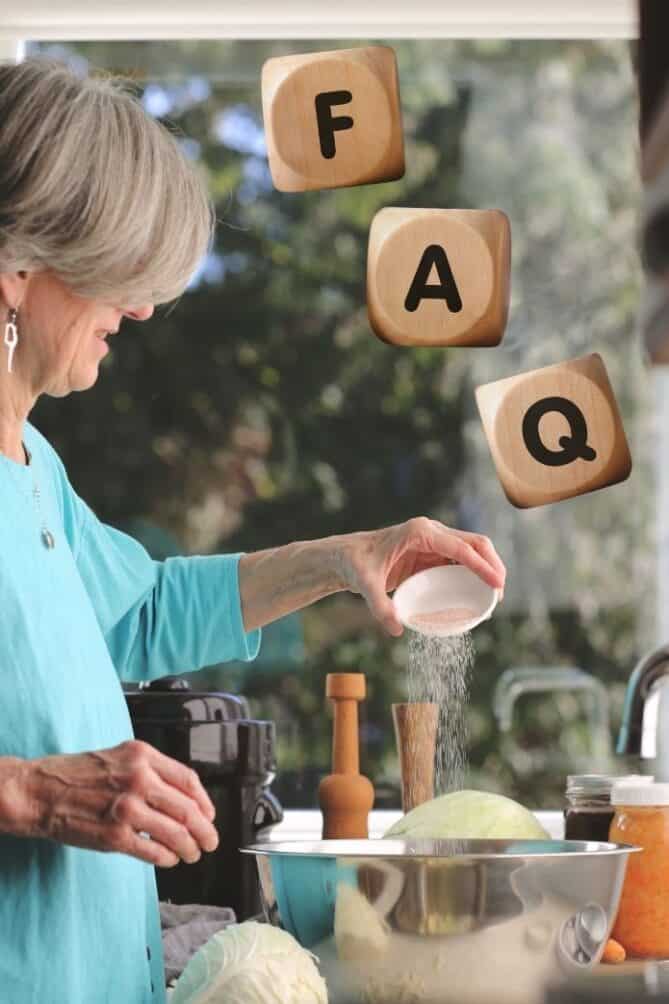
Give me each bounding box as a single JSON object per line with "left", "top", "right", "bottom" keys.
{"left": 130, "top": 833, "right": 180, "bottom": 869}
{"left": 119, "top": 748, "right": 219, "bottom": 859}
{"left": 460, "top": 532, "right": 506, "bottom": 590}
{"left": 356, "top": 567, "right": 404, "bottom": 637}
{"left": 105, "top": 785, "right": 218, "bottom": 865}
{"left": 114, "top": 821, "right": 181, "bottom": 869}
{"left": 113, "top": 793, "right": 205, "bottom": 864}
{"left": 427, "top": 521, "right": 506, "bottom": 588}
{"left": 427, "top": 526, "right": 504, "bottom": 589}
{"left": 149, "top": 746, "right": 216, "bottom": 822}
{"left": 143, "top": 781, "right": 219, "bottom": 855}
{"left": 45, "top": 808, "right": 180, "bottom": 869}
{"left": 130, "top": 832, "right": 180, "bottom": 869}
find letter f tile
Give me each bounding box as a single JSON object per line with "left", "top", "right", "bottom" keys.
{"left": 262, "top": 46, "right": 405, "bottom": 192}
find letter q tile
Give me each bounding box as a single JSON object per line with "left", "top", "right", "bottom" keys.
{"left": 475, "top": 354, "right": 632, "bottom": 508}
{"left": 261, "top": 46, "right": 405, "bottom": 193}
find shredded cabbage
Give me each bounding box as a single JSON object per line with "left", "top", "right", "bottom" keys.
{"left": 334, "top": 883, "right": 390, "bottom": 961}
{"left": 170, "top": 920, "right": 328, "bottom": 1004}
{"left": 384, "top": 790, "right": 549, "bottom": 840}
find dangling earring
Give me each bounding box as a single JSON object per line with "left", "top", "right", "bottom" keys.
{"left": 4, "top": 307, "right": 18, "bottom": 373}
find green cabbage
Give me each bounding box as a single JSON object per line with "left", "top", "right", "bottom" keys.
{"left": 384, "top": 789, "right": 549, "bottom": 840}
{"left": 170, "top": 920, "right": 328, "bottom": 1004}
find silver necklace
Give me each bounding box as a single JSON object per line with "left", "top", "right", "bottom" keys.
{"left": 2, "top": 443, "right": 56, "bottom": 550}
{"left": 27, "top": 448, "right": 56, "bottom": 550}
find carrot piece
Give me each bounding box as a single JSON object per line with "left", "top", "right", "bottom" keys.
{"left": 601, "top": 938, "right": 626, "bottom": 964}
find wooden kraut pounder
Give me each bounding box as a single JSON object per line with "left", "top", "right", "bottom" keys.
{"left": 318, "top": 673, "right": 375, "bottom": 839}
{"left": 392, "top": 702, "right": 438, "bottom": 812}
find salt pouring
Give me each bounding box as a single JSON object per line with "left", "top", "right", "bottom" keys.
{"left": 392, "top": 564, "right": 500, "bottom": 638}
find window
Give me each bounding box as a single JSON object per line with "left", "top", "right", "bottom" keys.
{"left": 27, "top": 37, "right": 652, "bottom": 810}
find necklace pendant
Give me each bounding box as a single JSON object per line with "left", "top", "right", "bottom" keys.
{"left": 41, "top": 528, "right": 56, "bottom": 550}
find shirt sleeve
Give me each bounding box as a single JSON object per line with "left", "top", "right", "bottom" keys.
{"left": 33, "top": 427, "right": 262, "bottom": 683}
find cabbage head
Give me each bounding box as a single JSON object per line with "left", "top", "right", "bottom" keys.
{"left": 384, "top": 790, "right": 549, "bottom": 840}
{"left": 170, "top": 920, "right": 328, "bottom": 1004}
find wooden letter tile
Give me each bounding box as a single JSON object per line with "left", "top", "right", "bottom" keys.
{"left": 262, "top": 46, "right": 405, "bottom": 193}
{"left": 367, "top": 208, "right": 510, "bottom": 347}
{"left": 475, "top": 354, "right": 632, "bottom": 508}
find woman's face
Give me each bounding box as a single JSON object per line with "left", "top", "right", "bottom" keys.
{"left": 15, "top": 270, "right": 154, "bottom": 397}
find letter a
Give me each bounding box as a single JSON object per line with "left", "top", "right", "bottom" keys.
{"left": 404, "top": 244, "right": 463, "bottom": 314}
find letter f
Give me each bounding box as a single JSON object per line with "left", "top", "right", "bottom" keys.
{"left": 315, "top": 91, "right": 354, "bottom": 159}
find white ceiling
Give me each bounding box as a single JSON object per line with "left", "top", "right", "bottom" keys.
{"left": 0, "top": 0, "right": 637, "bottom": 40}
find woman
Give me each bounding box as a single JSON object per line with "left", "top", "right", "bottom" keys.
{"left": 0, "top": 56, "right": 506, "bottom": 1003}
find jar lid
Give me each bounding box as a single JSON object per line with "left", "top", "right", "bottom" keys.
{"left": 567, "top": 774, "right": 654, "bottom": 798}
{"left": 611, "top": 780, "right": 669, "bottom": 806}
{"left": 566, "top": 774, "right": 616, "bottom": 796}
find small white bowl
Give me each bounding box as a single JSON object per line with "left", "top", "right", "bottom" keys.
{"left": 393, "top": 565, "right": 499, "bottom": 638}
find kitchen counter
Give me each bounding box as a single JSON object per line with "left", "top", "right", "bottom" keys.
{"left": 167, "top": 963, "right": 669, "bottom": 1004}
{"left": 266, "top": 808, "right": 566, "bottom": 841}
{"left": 546, "top": 960, "right": 669, "bottom": 1002}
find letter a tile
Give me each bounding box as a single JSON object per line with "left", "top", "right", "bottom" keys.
{"left": 261, "top": 46, "right": 405, "bottom": 193}
{"left": 475, "top": 354, "right": 632, "bottom": 508}
{"left": 367, "top": 208, "right": 510, "bottom": 347}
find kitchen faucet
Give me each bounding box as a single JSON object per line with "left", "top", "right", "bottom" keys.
{"left": 617, "top": 642, "right": 669, "bottom": 780}
{"left": 493, "top": 667, "right": 612, "bottom": 770}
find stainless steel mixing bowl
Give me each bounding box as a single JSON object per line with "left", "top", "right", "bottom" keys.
{"left": 243, "top": 838, "right": 638, "bottom": 1004}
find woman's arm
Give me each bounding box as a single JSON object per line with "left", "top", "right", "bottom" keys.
{"left": 32, "top": 425, "right": 262, "bottom": 681}
{"left": 239, "top": 517, "right": 506, "bottom": 636}
{"left": 34, "top": 428, "right": 505, "bottom": 671}
{"left": 238, "top": 536, "right": 343, "bottom": 634}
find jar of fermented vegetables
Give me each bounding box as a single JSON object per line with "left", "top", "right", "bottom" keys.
{"left": 610, "top": 781, "right": 669, "bottom": 958}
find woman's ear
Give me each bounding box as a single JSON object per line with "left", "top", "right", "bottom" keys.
{"left": 0, "top": 270, "right": 30, "bottom": 311}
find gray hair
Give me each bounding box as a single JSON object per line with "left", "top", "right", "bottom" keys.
{"left": 0, "top": 56, "right": 216, "bottom": 307}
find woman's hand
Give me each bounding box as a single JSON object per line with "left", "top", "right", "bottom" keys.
{"left": 336, "top": 517, "right": 506, "bottom": 637}
{"left": 0, "top": 740, "right": 219, "bottom": 868}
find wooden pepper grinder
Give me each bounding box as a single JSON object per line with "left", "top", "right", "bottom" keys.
{"left": 319, "top": 673, "right": 375, "bottom": 839}
{"left": 392, "top": 702, "right": 439, "bottom": 813}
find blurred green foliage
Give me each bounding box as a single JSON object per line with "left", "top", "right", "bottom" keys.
{"left": 31, "top": 38, "right": 655, "bottom": 809}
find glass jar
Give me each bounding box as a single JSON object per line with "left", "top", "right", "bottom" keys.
{"left": 564, "top": 775, "right": 652, "bottom": 842}
{"left": 610, "top": 781, "right": 669, "bottom": 959}
{"left": 564, "top": 775, "right": 617, "bottom": 841}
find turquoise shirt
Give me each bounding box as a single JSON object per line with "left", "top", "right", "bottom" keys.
{"left": 0, "top": 422, "right": 261, "bottom": 1004}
